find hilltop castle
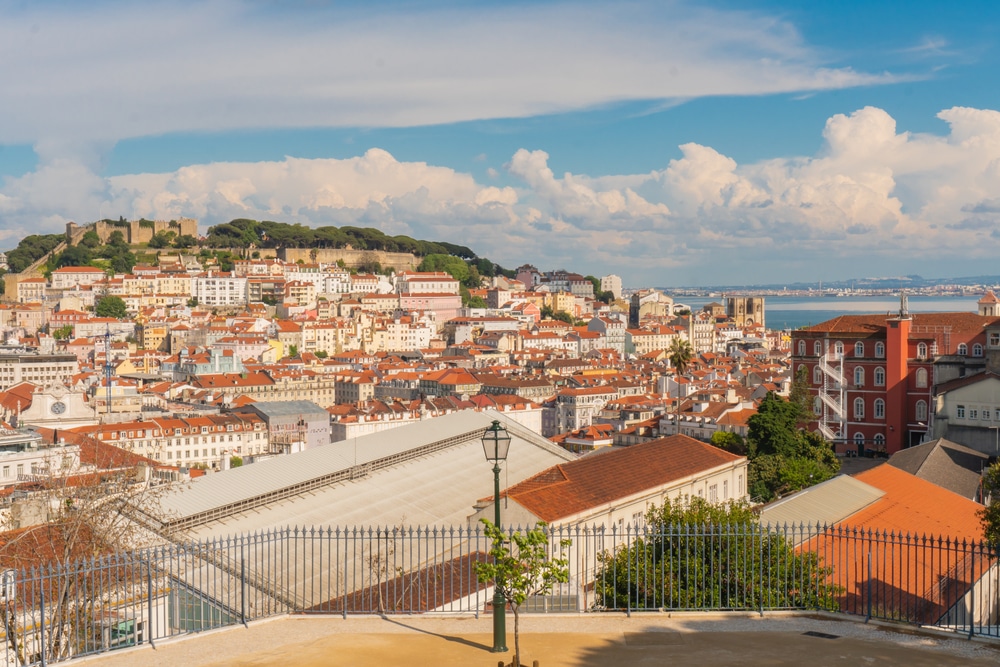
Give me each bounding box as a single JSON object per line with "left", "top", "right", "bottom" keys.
{"left": 65, "top": 218, "right": 198, "bottom": 246}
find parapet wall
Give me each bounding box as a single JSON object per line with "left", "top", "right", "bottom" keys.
{"left": 278, "top": 248, "right": 420, "bottom": 271}
{"left": 65, "top": 218, "right": 198, "bottom": 246}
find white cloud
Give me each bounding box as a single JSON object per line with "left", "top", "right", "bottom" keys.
{"left": 4, "top": 107, "right": 1000, "bottom": 284}
{"left": 0, "top": 1, "right": 894, "bottom": 162}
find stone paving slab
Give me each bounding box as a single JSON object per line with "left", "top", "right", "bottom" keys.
{"left": 73, "top": 613, "right": 1000, "bottom": 667}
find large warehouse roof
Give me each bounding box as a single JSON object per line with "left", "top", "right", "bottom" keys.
{"left": 150, "top": 410, "right": 574, "bottom": 540}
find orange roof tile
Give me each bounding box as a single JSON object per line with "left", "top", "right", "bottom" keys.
{"left": 506, "top": 435, "right": 744, "bottom": 522}
{"left": 803, "top": 464, "right": 987, "bottom": 624}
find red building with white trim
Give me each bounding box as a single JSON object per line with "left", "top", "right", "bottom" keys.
{"left": 791, "top": 295, "right": 1000, "bottom": 455}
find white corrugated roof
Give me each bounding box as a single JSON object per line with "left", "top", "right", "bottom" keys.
{"left": 155, "top": 410, "right": 573, "bottom": 537}
{"left": 759, "top": 474, "right": 885, "bottom": 534}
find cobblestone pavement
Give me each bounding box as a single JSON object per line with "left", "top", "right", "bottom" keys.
{"left": 74, "top": 612, "right": 1000, "bottom": 667}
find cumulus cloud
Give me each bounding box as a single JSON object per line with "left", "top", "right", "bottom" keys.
{"left": 4, "top": 106, "right": 1000, "bottom": 284}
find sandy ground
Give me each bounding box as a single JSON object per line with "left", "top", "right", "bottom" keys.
{"left": 74, "top": 612, "right": 1000, "bottom": 667}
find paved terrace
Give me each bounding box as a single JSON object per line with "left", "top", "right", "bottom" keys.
{"left": 76, "top": 612, "right": 1000, "bottom": 667}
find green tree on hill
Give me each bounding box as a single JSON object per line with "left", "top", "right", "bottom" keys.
{"left": 57, "top": 245, "right": 93, "bottom": 268}
{"left": 6, "top": 234, "right": 64, "bottom": 273}
{"left": 418, "top": 253, "right": 470, "bottom": 284}
{"left": 95, "top": 296, "right": 127, "bottom": 319}
{"left": 148, "top": 230, "right": 176, "bottom": 248}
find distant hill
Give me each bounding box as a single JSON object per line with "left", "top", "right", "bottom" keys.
{"left": 203, "top": 219, "right": 478, "bottom": 259}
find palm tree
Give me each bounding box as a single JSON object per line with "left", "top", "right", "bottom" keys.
{"left": 668, "top": 338, "right": 694, "bottom": 435}
{"left": 668, "top": 337, "right": 693, "bottom": 375}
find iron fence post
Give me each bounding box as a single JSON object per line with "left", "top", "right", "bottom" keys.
{"left": 147, "top": 560, "right": 155, "bottom": 647}
{"left": 39, "top": 572, "right": 45, "bottom": 667}
{"left": 241, "top": 550, "right": 247, "bottom": 627}
{"left": 968, "top": 560, "right": 974, "bottom": 640}
{"left": 758, "top": 527, "right": 764, "bottom": 617}
{"left": 865, "top": 549, "right": 872, "bottom": 622}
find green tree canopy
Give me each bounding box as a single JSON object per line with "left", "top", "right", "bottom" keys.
{"left": 668, "top": 337, "right": 694, "bottom": 375}
{"left": 979, "top": 461, "right": 1000, "bottom": 547}
{"left": 79, "top": 230, "right": 101, "bottom": 249}
{"left": 743, "top": 393, "right": 840, "bottom": 502}
{"left": 56, "top": 245, "right": 93, "bottom": 268}
{"left": 172, "top": 234, "right": 197, "bottom": 249}
{"left": 594, "top": 497, "right": 840, "bottom": 612}
{"left": 51, "top": 325, "right": 74, "bottom": 340}
{"left": 95, "top": 296, "right": 127, "bottom": 319}
{"left": 417, "top": 253, "right": 470, "bottom": 283}
{"left": 6, "top": 234, "right": 64, "bottom": 273}
{"left": 148, "top": 230, "right": 176, "bottom": 248}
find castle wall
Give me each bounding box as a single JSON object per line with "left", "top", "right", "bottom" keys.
{"left": 278, "top": 248, "right": 420, "bottom": 271}
{"left": 80, "top": 218, "right": 199, "bottom": 245}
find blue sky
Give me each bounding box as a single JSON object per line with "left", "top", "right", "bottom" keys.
{"left": 1, "top": 0, "right": 1000, "bottom": 287}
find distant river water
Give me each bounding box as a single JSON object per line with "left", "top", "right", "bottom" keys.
{"left": 675, "top": 295, "right": 981, "bottom": 331}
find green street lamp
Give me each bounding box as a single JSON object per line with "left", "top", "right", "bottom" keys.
{"left": 482, "top": 419, "right": 511, "bottom": 654}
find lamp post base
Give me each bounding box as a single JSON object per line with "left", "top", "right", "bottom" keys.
{"left": 491, "top": 592, "right": 508, "bottom": 653}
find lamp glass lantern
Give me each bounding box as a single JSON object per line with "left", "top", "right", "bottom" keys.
{"left": 482, "top": 419, "right": 512, "bottom": 463}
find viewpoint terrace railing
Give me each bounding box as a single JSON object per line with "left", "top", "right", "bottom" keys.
{"left": 0, "top": 523, "right": 996, "bottom": 666}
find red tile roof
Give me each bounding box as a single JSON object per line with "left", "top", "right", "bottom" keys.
{"left": 800, "top": 312, "right": 1000, "bottom": 336}
{"left": 505, "top": 435, "right": 744, "bottom": 522}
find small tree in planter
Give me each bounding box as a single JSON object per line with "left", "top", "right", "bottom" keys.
{"left": 475, "top": 520, "right": 571, "bottom": 667}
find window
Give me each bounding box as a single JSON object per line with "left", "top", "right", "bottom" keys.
{"left": 875, "top": 342, "right": 885, "bottom": 358}
{"left": 723, "top": 480, "right": 729, "bottom": 500}
{"left": 708, "top": 484, "right": 718, "bottom": 502}
{"left": 854, "top": 397, "right": 865, "bottom": 419}
{"left": 854, "top": 432, "right": 865, "bottom": 445}
{"left": 990, "top": 332, "right": 1000, "bottom": 348}
{"left": 874, "top": 399, "right": 885, "bottom": 419}
{"left": 957, "top": 404, "right": 966, "bottom": 418}
{"left": 916, "top": 401, "right": 928, "bottom": 422}
{"left": 835, "top": 341, "right": 844, "bottom": 355}
{"left": 813, "top": 396, "right": 822, "bottom": 415}
{"left": 797, "top": 340, "right": 806, "bottom": 356}
{"left": 873, "top": 433, "right": 885, "bottom": 446}
{"left": 974, "top": 343, "right": 984, "bottom": 357}
{"left": 855, "top": 342, "right": 864, "bottom": 357}
{"left": 813, "top": 341, "right": 821, "bottom": 356}
{"left": 813, "top": 366, "right": 822, "bottom": 385}
{"left": 917, "top": 343, "right": 928, "bottom": 359}
{"left": 958, "top": 343, "right": 968, "bottom": 355}
{"left": 984, "top": 408, "right": 991, "bottom": 421}
{"left": 916, "top": 368, "right": 928, "bottom": 388}
{"left": 971, "top": 408, "right": 979, "bottom": 420}
{"left": 854, "top": 367, "right": 865, "bottom": 386}
{"left": 874, "top": 367, "right": 885, "bottom": 386}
